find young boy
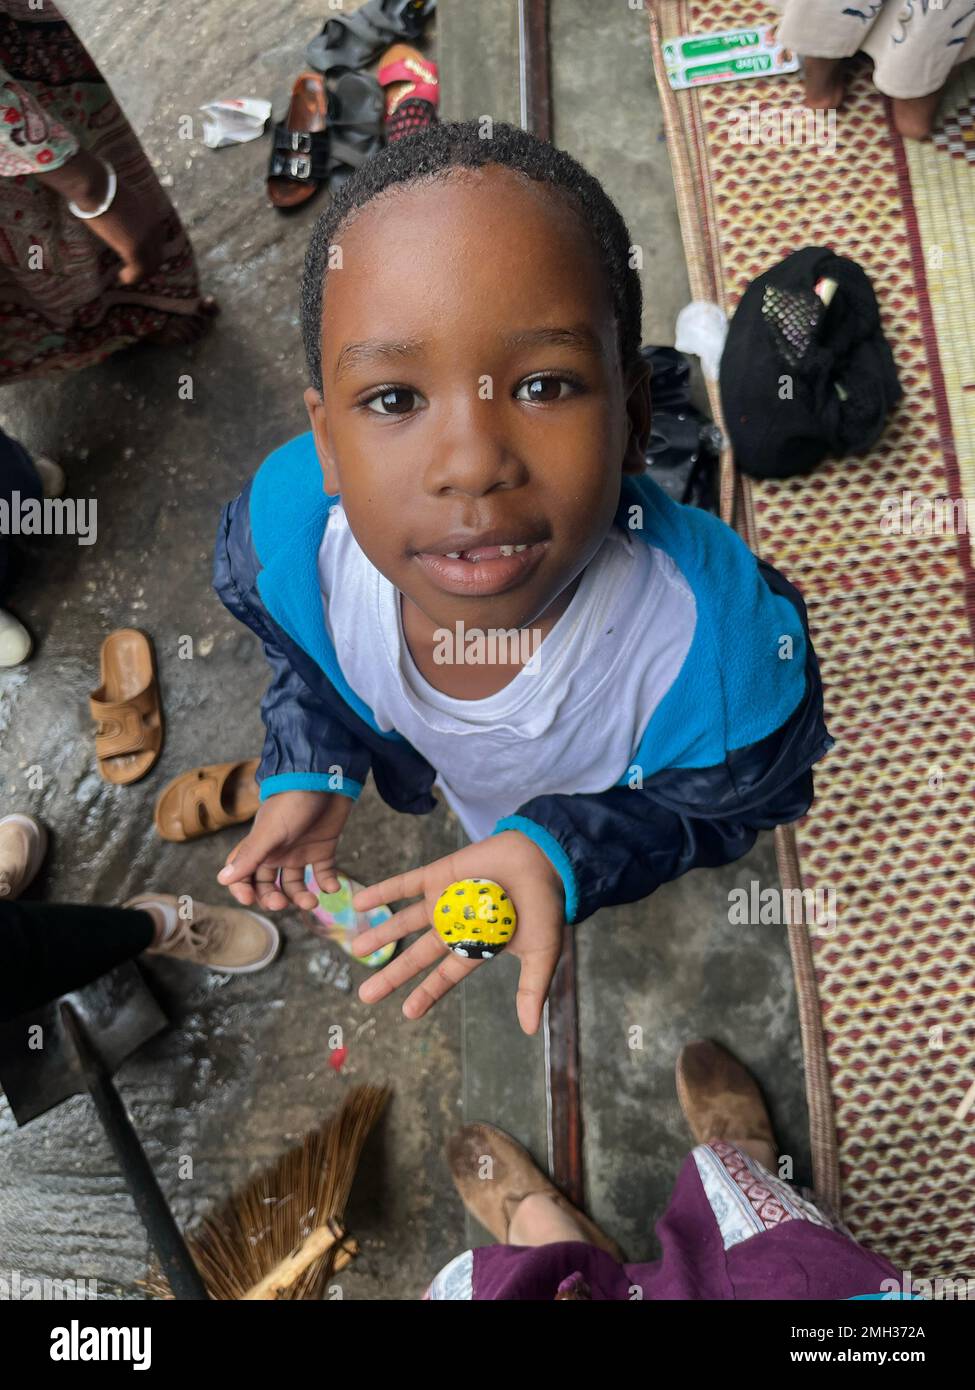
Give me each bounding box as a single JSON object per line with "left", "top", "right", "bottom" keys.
{"left": 214, "top": 122, "right": 832, "bottom": 1035}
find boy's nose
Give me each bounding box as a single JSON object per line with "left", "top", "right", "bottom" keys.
{"left": 423, "top": 399, "right": 526, "bottom": 497}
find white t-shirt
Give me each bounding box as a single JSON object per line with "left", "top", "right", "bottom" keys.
{"left": 318, "top": 505, "right": 696, "bottom": 841}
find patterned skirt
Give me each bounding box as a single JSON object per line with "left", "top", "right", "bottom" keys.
{"left": 769, "top": 0, "right": 975, "bottom": 100}
{"left": 426, "top": 1142, "right": 902, "bottom": 1300}
{"left": 0, "top": 0, "right": 207, "bottom": 382}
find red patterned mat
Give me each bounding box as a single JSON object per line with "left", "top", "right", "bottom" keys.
{"left": 648, "top": 1, "right": 975, "bottom": 1280}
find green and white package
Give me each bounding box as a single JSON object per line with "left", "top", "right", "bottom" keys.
{"left": 663, "top": 26, "right": 800, "bottom": 90}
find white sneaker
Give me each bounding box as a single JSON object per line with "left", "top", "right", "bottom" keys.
{"left": 34, "top": 455, "right": 65, "bottom": 499}
{"left": 0, "top": 814, "right": 48, "bottom": 899}
{"left": 0, "top": 608, "right": 32, "bottom": 666}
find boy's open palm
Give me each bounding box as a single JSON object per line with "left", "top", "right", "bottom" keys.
{"left": 349, "top": 830, "right": 566, "bottom": 1035}
{"left": 218, "top": 790, "right": 353, "bottom": 911}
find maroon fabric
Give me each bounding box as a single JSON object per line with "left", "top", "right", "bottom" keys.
{"left": 467, "top": 1153, "right": 901, "bottom": 1301}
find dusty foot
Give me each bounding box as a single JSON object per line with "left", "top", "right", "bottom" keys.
{"left": 147, "top": 294, "right": 219, "bottom": 347}
{"left": 802, "top": 55, "right": 847, "bottom": 111}
{"left": 891, "top": 90, "right": 944, "bottom": 141}
{"left": 729, "top": 1136, "right": 778, "bottom": 1172}
{"left": 506, "top": 1191, "right": 593, "bottom": 1247}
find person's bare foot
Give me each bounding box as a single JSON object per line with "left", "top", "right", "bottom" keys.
{"left": 891, "top": 89, "right": 944, "bottom": 141}
{"left": 802, "top": 55, "right": 847, "bottom": 110}
{"left": 147, "top": 294, "right": 219, "bottom": 346}
{"left": 446, "top": 1122, "right": 625, "bottom": 1258}
{"left": 506, "top": 1191, "right": 591, "bottom": 1247}
{"left": 727, "top": 1136, "right": 778, "bottom": 1172}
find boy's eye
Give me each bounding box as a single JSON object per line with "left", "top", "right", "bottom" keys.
{"left": 365, "top": 387, "right": 421, "bottom": 415}
{"left": 515, "top": 376, "right": 575, "bottom": 403}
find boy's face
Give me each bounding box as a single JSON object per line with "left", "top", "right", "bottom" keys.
{"left": 305, "top": 165, "right": 651, "bottom": 634}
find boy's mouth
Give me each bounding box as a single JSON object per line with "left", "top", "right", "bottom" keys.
{"left": 413, "top": 531, "right": 548, "bottom": 596}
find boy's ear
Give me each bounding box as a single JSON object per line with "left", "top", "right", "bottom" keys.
{"left": 304, "top": 385, "right": 341, "bottom": 495}
{"left": 621, "top": 357, "right": 653, "bottom": 476}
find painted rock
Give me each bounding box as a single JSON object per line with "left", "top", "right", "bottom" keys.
{"left": 303, "top": 866, "right": 396, "bottom": 968}
{"left": 433, "top": 878, "right": 516, "bottom": 959}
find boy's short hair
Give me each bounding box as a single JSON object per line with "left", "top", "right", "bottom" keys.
{"left": 300, "top": 120, "right": 643, "bottom": 394}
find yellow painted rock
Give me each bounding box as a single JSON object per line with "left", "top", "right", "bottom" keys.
{"left": 433, "top": 878, "right": 516, "bottom": 959}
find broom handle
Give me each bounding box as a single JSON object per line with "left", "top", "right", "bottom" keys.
{"left": 243, "top": 1223, "right": 350, "bottom": 1300}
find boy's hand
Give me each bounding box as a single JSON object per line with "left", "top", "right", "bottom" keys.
{"left": 217, "top": 790, "right": 353, "bottom": 911}
{"left": 349, "top": 830, "right": 566, "bottom": 1036}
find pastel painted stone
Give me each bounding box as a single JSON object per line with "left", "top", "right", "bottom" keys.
{"left": 433, "top": 878, "right": 516, "bottom": 959}
{"left": 303, "top": 866, "right": 396, "bottom": 969}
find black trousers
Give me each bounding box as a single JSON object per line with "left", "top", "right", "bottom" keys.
{"left": 0, "top": 427, "right": 42, "bottom": 595}
{"left": 0, "top": 901, "right": 154, "bottom": 1022}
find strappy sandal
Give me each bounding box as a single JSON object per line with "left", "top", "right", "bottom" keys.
{"left": 446, "top": 1122, "right": 626, "bottom": 1261}
{"left": 378, "top": 44, "right": 439, "bottom": 141}
{"left": 267, "top": 71, "right": 331, "bottom": 208}
{"left": 307, "top": 0, "right": 436, "bottom": 76}
{"left": 325, "top": 72, "right": 385, "bottom": 189}
{"left": 154, "top": 758, "right": 260, "bottom": 842}
{"left": 90, "top": 629, "right": 163, "bottom": 785}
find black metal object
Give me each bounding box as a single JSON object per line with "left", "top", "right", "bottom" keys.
{"left": 58, "top": 1002, "right": 208, "bottom": 1301}
{"left": 518, "top": 0, "right": 552, "bottom": 138}
{"left": 0, "top": 962, "right": 165, "bottom": 1123}
{"left": 0, "top": 962, "right": 208, "bottom": 1300}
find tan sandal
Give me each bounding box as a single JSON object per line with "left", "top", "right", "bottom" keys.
{"left": 154, "top": 758, "right": 260, "bottom": 841}
{"left": 446, "top": 1122, "right": 625, "bottom": 1261}
{"left": 90, "top": 629, "right": 163, "bottom": 785}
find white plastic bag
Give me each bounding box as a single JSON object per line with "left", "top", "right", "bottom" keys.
{"left": 675, "top": 301, "right": 729, "bottom": 382}
{"left": 200, "top": 97, "right": 272, "bottom": 149}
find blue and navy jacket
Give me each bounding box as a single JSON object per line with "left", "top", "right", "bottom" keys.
{"left": 213, "top": 433, "right": 833, "bottom": 924}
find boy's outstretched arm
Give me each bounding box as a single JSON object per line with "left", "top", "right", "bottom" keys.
{"left": 213, "top": 495, "right": 372, "bottom": 909}
{"left": 497, "top": 564, "right": 832, "bottom": 925}
{"left": 216, "top": 636, "right": 369, "bottom": 910}
{"left": 497, "top": 762, "right": 816, "bottom": 927}
{"left": 344, "top": 748, "right": 816, "bottom": 1031}
{"left": 347, "top": 564, "right": 832, "bottom": 1023}
{"left": 347, "top": 639, "right": 827, "bottom": 1028}
{"left": 350, "top": 831, "right": 566, "bottom": 1036}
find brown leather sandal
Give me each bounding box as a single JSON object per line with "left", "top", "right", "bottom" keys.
{"left": 154, "top": 758, "right": 260, "bottom": 842}
{"left": 267, "top": 72, "right": 330, "bottom": 208}
{"left": 447, "top": 1122, "right": 625, "bottom": 1261}
{"left": 90, "top": 629, "right": 163, "bottom": 785}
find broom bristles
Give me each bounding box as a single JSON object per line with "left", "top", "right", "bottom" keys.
{"left": 148, "top": 1083, "right": 390, "bottom": 1300}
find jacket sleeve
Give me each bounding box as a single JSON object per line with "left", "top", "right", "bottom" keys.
{"left": 495, "top": 562, "right": 832, "bottom": 924}
{"left": 213, "top": 495, "right": 371, "bottom": 804}
{"left": 253, "top": 634, "right": 372, "bottom": 802}
{"left": 496, "top": 764, "right": 815, "bottom": 925}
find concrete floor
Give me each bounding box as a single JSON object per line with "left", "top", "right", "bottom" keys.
{"left": 0, "top": 0, "right": 809, "bottom": 1297}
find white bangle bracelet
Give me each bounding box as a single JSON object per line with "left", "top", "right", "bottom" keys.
{"left": 67, "top": 158, "right": 118, "bottom": 219}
